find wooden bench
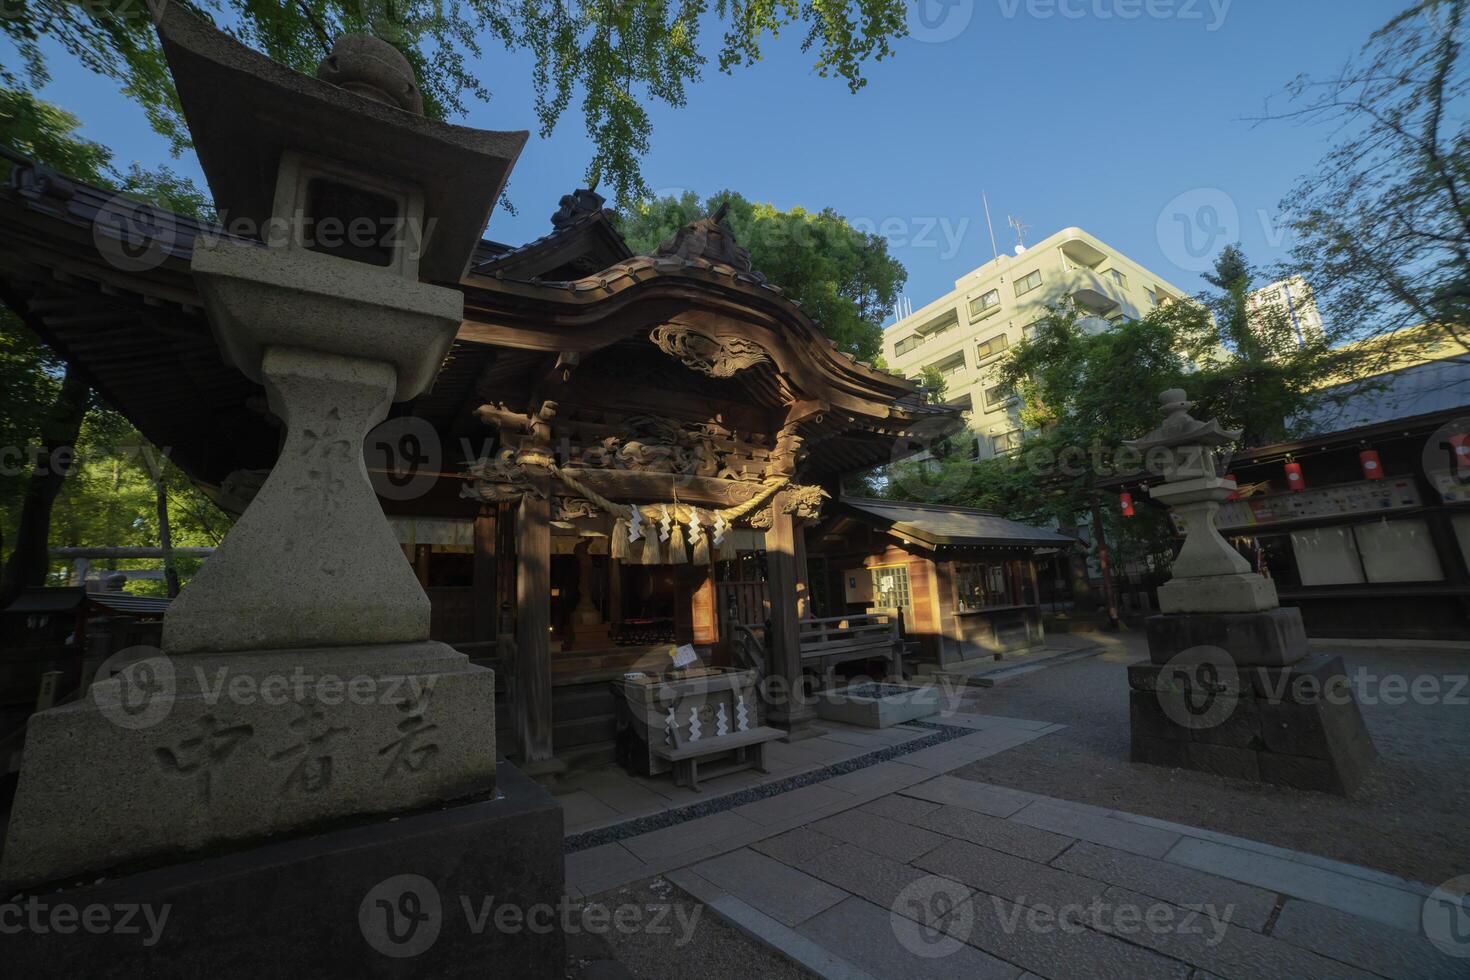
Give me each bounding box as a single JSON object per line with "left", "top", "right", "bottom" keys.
{"left": 651, "top": 724, "right": 783, "bottom": 791}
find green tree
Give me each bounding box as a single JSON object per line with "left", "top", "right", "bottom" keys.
{"left": 916, "top": 365, "right": 948, "bottom": 404}
{"left": 1267, "top": 0, "right": 1470, "bottom": 357}
{"left": 0, "top": 88, "right": 222, "bottom": 605}
{"left": 617, "top": 190, "right": 906, "bottom": 361}
{"left": 3, "top": 0, "right": 907, "bottom": 206}
{"left": 879, "top": 246, "right": 1372, "bottom": 593}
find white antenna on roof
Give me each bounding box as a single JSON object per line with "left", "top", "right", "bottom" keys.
{"left": 1008, "top": 215, "right": 1030, "bottom": 254}
{"left": 982, "top": 192, "right": 1000, "bottom": 263}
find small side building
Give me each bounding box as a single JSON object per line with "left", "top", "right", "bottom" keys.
{"left": 806, "top": 498, "right": 1073, "bottom": 669}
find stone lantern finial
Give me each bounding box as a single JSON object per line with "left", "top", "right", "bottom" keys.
{"left": 315, "top": 34, "right": 425, "bottom": 115}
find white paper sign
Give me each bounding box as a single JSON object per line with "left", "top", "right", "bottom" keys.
{"left": 671, "top": 644, "right": 699, "bottom": 668}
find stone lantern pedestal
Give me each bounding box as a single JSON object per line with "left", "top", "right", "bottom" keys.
{"left": 1124, "top": 390, "right": 1375, "bottom": 794}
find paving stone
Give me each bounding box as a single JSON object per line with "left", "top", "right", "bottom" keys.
{"left": 916, "top": 804, "right": 1074, "bottom": 864}
{"left": 575, "top": 776, "right": 670, "bottom": 816}
{"left": 914, "top": 838, "right": 1108, "bottom": 913}
{"left": 1090, "top": 885, "right": 1380, "bottom": 980}
{"left": 1010, "top": 802, "right": 1181, "bottom": 858}
{"left": 859, "top": 792, "right": 942, "bottom": 824}
{"left": 1165, "top": 837, "right": 1424, "bottom": 931}
{"left": 1271, "top": 898, "right": 1468, "bottom": 979}
{"left": 751, "top": 826, "right": 844, "bottom": 866}
{"left": 822, "top": 760, "right": 932, "bottom": 797}
{"left": 621, "top": 809, "right": 759, "bottom": 861}
{"left": 820, "top": 728, "right": 898, "bottom": 748}
{"left": 732, "top": 782, "right": 855, "bottom": 826}
{"left": 667, "top": 868, "right": 879, "bottom": 980}
{"left": 1050, "top": 841, "right": 1278, "bottom": 933}
{"left": 961, "top": 890, "right": 1190, "bottom": 980}
{"left": 689, "top": 847, "right": 849, "bottom": 927}
{"left": 565, "top": 842, "right": 644, "bottom": 890}
{"left": 810, "top": 808, "right": 950, "bottom": 863}
{"left": 558, "top": 789, "right": 622, "bottom": 829}
{"left": 794, "top": 841, "right": 960, "bottom": 911}
{"left": 899, "top": 743, "right": 991, "bottom": 772}
{"left": 798, "top": 896, "right": 1022, "bottom": 980}
{"left": 899, "top": 775, "right": 1037, "bottom": 817}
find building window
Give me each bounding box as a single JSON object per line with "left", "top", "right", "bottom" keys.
{"left": 976, "top": 332, "right": 1009, "bottom": 361}
{"left": 1022, "top": 319, "right": 1044, "bottom": 341}
{"left": 928, "top": 351, "right": 967, "bottom": 377}
{"left": 894, "top": 333, "right": 924, "bottom": 356}
{"left": 991, "top": 429, "right": 1023, "bottom": 454}
{"left": 982, "top": 383, "right": 1015, "bottom": 411}
{"left": 870, "top": 564, "right": 912, "bottom": 612}
{"left": 968, "top": 289, "right": 1001, "bottom": 320}
{"left": 1014, "top": 270, "right": 1043, "bottom": 296}
{"left": 1105, "top": 268, "right": 1128, "bottom": 288}
{"left": 953, "top": 561, "right": 1020, "bottom": 611}
{"left": 1145, "top": 286, "right": 1159, "bottom": 306}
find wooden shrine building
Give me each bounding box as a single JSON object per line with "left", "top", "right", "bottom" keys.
{"left": 807, "top": 498, "right": 1072, "bottom": 668}
{"left": 0, "top": 165, "right": 966, "bottom": 770}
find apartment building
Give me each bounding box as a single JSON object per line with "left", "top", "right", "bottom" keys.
{"left": 883, "top": 227, "right": 1192, "bottom": 459}
{"left": 1248, "top": 276, "right": 1326, "bottom": 348}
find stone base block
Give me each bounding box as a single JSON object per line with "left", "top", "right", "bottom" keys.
{"left": 1127, "top": 654, "right": 1376, "bottom": 796}
{"left": 1157, "top": 572, "right": 1278, "bottom": 614}
{"left": 1, "top": 641, "right": 495, "bottom": 889}
{"left": 3, "top": 761, "right": 564, "bottom": 978}
{"left": 1146, "top": 606, "right": 1308, "bottom": 667}
{"left": 815, "top": 683, "right": 941, "bottom": 728}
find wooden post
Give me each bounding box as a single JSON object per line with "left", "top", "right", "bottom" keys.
{"left": 1090, "top": 501, "right": 1120, "bottom": 630}
{"left": 764, "top": 495, "right": 819, "bottom": 739}
{"left": 607, "top": 557, "right": 623, "bottom": 626}
{"left": 793, "top": 519, "right": 811, "bottom": 620}
{"left": 515, "top": 484, "right": 555, "bottom": 766}
{"left": 473, "top": 508, "right": 497, "bottom": 644}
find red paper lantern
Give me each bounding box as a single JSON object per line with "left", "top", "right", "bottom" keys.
{"left": 1358, "top": 449, "right": 1384, "bottom": 481}
{"left": 1119, "top": 492, "right": 1135, "bottom": 517}
{"left": 1284, "top": 461, "right": 1306, "bottom": 492}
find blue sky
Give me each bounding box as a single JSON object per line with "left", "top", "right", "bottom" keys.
{"left": 12, "top": 1, "right": 1402, "bottom": 324}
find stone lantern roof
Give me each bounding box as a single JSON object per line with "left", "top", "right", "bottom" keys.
{"left": 156, "top": 6, "right": 527, "bottom": 282}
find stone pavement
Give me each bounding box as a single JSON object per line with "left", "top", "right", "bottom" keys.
{"left": 568, "top": 705, "right": 1469, "bottom": 979}
{"left": 663, "top": 775, "right": 1466, "bottom": 980}
{"left": 563, "top": 709, "right": 1061, "bottom": 897}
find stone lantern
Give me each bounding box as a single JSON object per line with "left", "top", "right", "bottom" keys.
{"left": 1124, "top": 390, "right": 1375, "bottom": 794}
{"left": 1, "top": 8, "right": 540, "bottom": 893}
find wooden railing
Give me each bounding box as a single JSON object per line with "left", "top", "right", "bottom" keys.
{"left": 727, "top": 612, "right": 904, "bottom": 682}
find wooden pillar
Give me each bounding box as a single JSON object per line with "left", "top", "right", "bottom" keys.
{"left": 515, "top": 485, "right": 555, "bottom": 765}
{"left": 793, "top": 520, "right": 812, "bottom": 620}
{"left": 764, "top": 494, "right": 819, "bottom": 739}
{"left": 607, "top": 558, "right": 623, "bottom": 624}
{"left": 473, "top": 507, "right": 497, "bottom": 643}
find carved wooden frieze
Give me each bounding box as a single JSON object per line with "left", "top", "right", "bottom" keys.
{"left": 781, "top": 484, "right": 829, "bottom": 520}
{"left": 463, "top": 448, "right": 540, "bottom": 502}
{"left": 649, "top": 325, "right": 772, "bottom": 379}
{"left": 552, "top": 497, "right": 600, "bottom": 521}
